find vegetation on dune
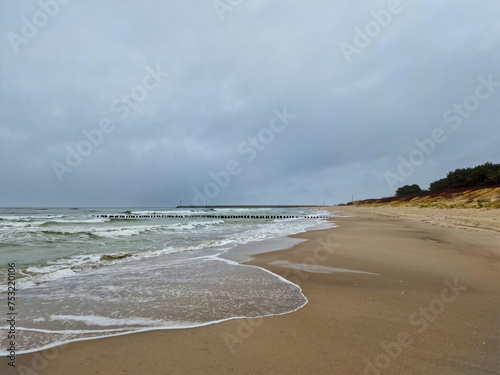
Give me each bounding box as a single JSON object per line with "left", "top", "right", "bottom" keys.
{"left": 348, "top": 162, "right": 500, "bottom": 208}
{"left": 429, "top": 162, "right": 499, "bottom": 192}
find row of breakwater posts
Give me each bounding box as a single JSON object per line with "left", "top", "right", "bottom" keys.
{"left": 93, "top": 214, "right": 330, "bottom": 220}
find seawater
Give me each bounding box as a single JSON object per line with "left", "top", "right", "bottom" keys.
{"left": 0, "top": 207, "right": 334, "bottom": 354}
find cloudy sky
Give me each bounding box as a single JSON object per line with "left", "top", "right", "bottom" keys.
{"left": 1, "top": 0, "right": 498, "bottom": 207}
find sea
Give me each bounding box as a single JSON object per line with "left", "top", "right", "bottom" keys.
{"left": 0, "top": 207, "right": 334, "bottom": 355}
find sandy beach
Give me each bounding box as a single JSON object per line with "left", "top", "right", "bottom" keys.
{"left": 6, "top": 207, "right": 499, "bottom": 375}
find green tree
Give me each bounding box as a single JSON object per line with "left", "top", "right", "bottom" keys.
{"left": 396, "top": 184, "right": 422, "bottom": 197}
{"left": 429, "top": 162, "right": 499, "bottom": 192}
{"left": 429, "top": 178, "right": 449, "bottom": 192}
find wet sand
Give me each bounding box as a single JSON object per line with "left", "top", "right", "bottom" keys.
{"left": 6, "top": 207, "right": 499, "bottom": 374}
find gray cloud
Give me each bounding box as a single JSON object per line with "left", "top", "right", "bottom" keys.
{"left": 1, "top": 0, "right": 499, "bottom": 206}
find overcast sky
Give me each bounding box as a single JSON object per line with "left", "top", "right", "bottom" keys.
{"left": 1, "top": 0, "right": 499, "bottom": 207}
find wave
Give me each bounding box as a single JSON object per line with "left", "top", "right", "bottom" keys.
{"left": 16, "top": 215, "right": 332, "bottom": 285}
{"left": 0, "top": 215, "right": 65, "bottom": 221}
{"left": 39, "top": 218, "right": 110, "bottom": 226}
{"left": 40, "top": 230, "right": 100, "bottom": 239}
{"left": 100, "top": 253, "right": 133, "bottom": 261}
{"left": 109, "top": 217, "right": 141, "bottom": 223}
{"left": 12, "top": 223, "right": 173, "bottom": 238}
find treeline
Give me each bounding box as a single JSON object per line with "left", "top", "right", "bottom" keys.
{"left": 429, "top": 162, "right": 499, "bottom": 192}
{"left": 396, "top": 162, "right": 500, "bottom": 197}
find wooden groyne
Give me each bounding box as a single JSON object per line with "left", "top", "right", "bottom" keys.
{"left": 93, "top": 214, "right": 329, "bottom": 219}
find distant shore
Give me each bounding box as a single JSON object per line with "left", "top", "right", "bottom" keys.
{"left": 7, "top": 206, "right": 499, "bottom": 374}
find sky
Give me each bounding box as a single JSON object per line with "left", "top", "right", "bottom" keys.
{"left": 0, "top": 0, "right": 499, "bottom": 207}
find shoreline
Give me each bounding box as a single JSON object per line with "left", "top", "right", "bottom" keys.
{"left": 0, "top": 211, "right": 328, "bottom": 357}
{"left": 5, "top": 207, "right": 499, "bottom": 374}
{"left": 2, "top": 214, "right": 330, "bottom": 358}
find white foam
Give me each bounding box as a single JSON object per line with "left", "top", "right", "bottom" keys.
{"left": 21, "top": 268, "right": 77, "bottom": 288}
{"left": 48, "top": 218, "right": 109, "bottom": 224}
{"left": 0, "top": 215, "right": 64, "bottom": 221}
{"left": 127, "top": 210, "right": 183, "bottom": 215}
{"left": 166, "top": 219, "right": 225, "bottom": 230}
{"left": 50, "top": 314, "right": 167, "bottom": 327}
{"left": 5, "top": 326, "right": 132, "bottom": 334}
{"left": 0, "top": 221, "right": 34, "bottom": 228}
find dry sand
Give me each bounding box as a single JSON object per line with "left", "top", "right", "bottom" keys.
{"left": 6, "top": 207, "right": 499, "bottom": 375}
{"left": 343, "top": 205, "right": 500, "bottom": 232}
